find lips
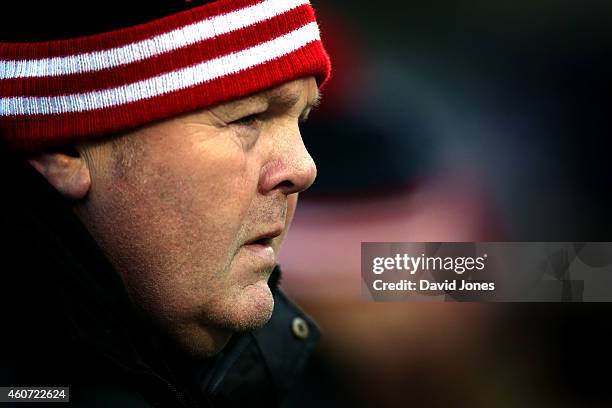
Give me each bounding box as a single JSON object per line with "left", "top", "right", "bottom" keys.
{"left": 244, "top": 227, "right": 283, "bottom": 246}
{"left": 242, "top": 227, "right": 283, "bottom": 264}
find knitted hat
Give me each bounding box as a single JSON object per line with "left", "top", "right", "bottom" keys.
{"left": 0, "top": 0, "right": 331, "bottom": 152}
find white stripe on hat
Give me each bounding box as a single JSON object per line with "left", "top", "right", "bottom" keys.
{"left": 0, "top": 22, "right": 320, "bottom": 116}
{"left": 0, "top": 0, "right": 310, "bottom": 79}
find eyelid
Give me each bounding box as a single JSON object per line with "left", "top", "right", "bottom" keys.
{"left": 299, "top": 107, "right": 314, "bottom": 123}
{"left": 299, "top": 94, "right": 322, "bottom": 123}
{"left": 230, "top": 112, "right": 263, "bottom": 127}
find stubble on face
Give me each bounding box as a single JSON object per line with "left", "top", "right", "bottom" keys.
{"left": 76, "top": 77, "right": 319, "bottom": 356}
{"left": 81, "top": 133, "right": 274, "bottom": 355}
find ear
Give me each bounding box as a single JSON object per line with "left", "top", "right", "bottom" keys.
{"left": 28, "top": 150, "right": 91, "bottom": 200}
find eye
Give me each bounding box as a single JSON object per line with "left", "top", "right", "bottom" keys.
{"left": 299, "top": 107, "right": 313, "bottom": 124}
{"left": 231, "top": 114, "right": 260, "bottom": 127}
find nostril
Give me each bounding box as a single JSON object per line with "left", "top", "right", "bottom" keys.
{"left": 258, "top": 156, "right": 316, "bottom": 195}
{"left": 277, "top": 180, "right": 294, "bottom": 190}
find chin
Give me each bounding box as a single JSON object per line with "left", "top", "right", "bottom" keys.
{"left": 195, "top": 288, "right": 274, "bottom": 356}
{"left": 176, "top": 326, "right": 235, "bottom": 358}
{"left": 159, "top": 281, "right": 276, "bottom": 358}
{"left": 224, "top": 280, "right": 275, "bottom": 332}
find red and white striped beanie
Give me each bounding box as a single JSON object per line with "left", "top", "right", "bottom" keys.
{"left": 0, "top": 0, "right": 331, "bottom": 152}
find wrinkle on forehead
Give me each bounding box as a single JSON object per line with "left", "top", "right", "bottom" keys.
{"left": 263, "top": 78, "right": 321, "bottom": 109}
{"left": 215, "top": 78, "right": 320, "bottom": 116}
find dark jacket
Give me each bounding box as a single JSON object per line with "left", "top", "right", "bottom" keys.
{"left": 0, "top": 146, "right": 319, "bottom": 407}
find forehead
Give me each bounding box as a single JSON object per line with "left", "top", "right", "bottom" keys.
{"left": 219, "top": 77, "right": 319, "bottom": 111}
{"left": 116, "top": 77, "right": 319, "bottom": 145}
{"left": 263, "top": 77, "right": 319, "bottom": 102}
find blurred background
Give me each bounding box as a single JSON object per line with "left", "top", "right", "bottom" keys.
{"left": 278, "top": 1, "right": 612, "bottom": 407}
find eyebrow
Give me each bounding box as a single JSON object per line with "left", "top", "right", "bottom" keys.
{"left": 219, "top": 85, "right": 321, "bottom": 123}
{"left": 265, "top": 86, "right": 321, "bottom": 120}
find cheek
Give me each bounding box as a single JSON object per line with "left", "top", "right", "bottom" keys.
{"left": 148, "top": 135, "right": 251, "bottom": 212}
{"left": 97, "top": 136, "right": 260, "bottom": 305}
{"left": 147, "top": 138, "right": 259, "bottom": 263}
{"left": 184, "top": 141, "right": 256, "bottom": 235}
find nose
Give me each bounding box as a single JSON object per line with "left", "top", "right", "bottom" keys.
{"left": 259, "top": 127, "right": 317, "bottom": 195}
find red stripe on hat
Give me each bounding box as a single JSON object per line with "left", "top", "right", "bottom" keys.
{"left": 1, "top": 41, "right": 330, "bottom": 152}
{"left": 0, "top": 5, "right": 314, "bottom": 98}
{"left": 0, "top": 0, "right": 264, "bottom": 59}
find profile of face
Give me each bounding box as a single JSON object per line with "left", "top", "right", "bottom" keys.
{"left": 29, "top": 77, "right": 319, "bottom": 356}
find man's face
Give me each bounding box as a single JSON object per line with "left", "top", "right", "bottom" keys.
{"left": 75, "top": 77, "right": 319, "bottom": 356}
